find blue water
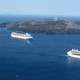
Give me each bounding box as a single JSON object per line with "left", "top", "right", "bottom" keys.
{"left": 0, "top": 15, "right": 80, "bottom": 23}
{"left": 0, "top": 15, "right": 51, "bottom": 23}
{"left": 0, "top": 28, "right": 80, "bottom": 80}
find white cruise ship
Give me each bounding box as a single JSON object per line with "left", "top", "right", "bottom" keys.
{"left": 11, "top": 32, "right": 33, "bottom": 40}
{"left": 67, "top": 49, "right": 80, "bottom": 58}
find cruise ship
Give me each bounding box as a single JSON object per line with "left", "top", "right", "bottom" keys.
{"left": 11, "top": 32, "right": 33, "bottom": 40}
{"left": 67, "top": 49, "right": 80, "bottom": 58}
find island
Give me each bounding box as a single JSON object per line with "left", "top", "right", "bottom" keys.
{"left": 0, "top": 17, "right": 80, "bottom": 34}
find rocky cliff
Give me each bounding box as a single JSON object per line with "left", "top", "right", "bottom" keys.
{"left": 0, "top": 18, "right": 80, "bottom": 34}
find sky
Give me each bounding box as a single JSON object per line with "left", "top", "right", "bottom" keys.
{"left": 0, "top": 0, "right": 80, "bottom": 16}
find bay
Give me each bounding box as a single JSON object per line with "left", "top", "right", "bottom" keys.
{"left": 0, "top": 28, "right": 80, "bottom": 80}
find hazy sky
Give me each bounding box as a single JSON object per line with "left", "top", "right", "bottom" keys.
{"left": 0, "top": 0, "right": 80, "bottom": 16}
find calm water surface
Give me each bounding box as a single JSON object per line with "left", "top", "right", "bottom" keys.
{"left": 0, "top": 28, "right": 80, "bottom": 80}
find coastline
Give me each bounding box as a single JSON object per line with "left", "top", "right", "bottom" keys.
{"left": 0, "top": 17, "right": 80, "bottom": 34}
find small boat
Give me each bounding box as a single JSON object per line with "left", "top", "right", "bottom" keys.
{"left": 67, "top": 49, "right": 80, "bottom": 58}
{"left": 11, "top": 32, "right": 33, "bottom": 40}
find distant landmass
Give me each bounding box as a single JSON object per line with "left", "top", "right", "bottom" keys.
{"left": 0, "top": 16, "right": 80, "bottom": 34}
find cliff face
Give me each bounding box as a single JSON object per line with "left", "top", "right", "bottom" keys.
{"left": 0, "top": 19, "right": 80, "bottom": 34}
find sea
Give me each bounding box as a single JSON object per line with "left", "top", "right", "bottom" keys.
{"left": 0, "top": 16, "right": 80, "bottom": 80}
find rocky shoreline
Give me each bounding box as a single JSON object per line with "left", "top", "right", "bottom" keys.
{"left": 0, "top": 18, "right": 80, "bottom": 34}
